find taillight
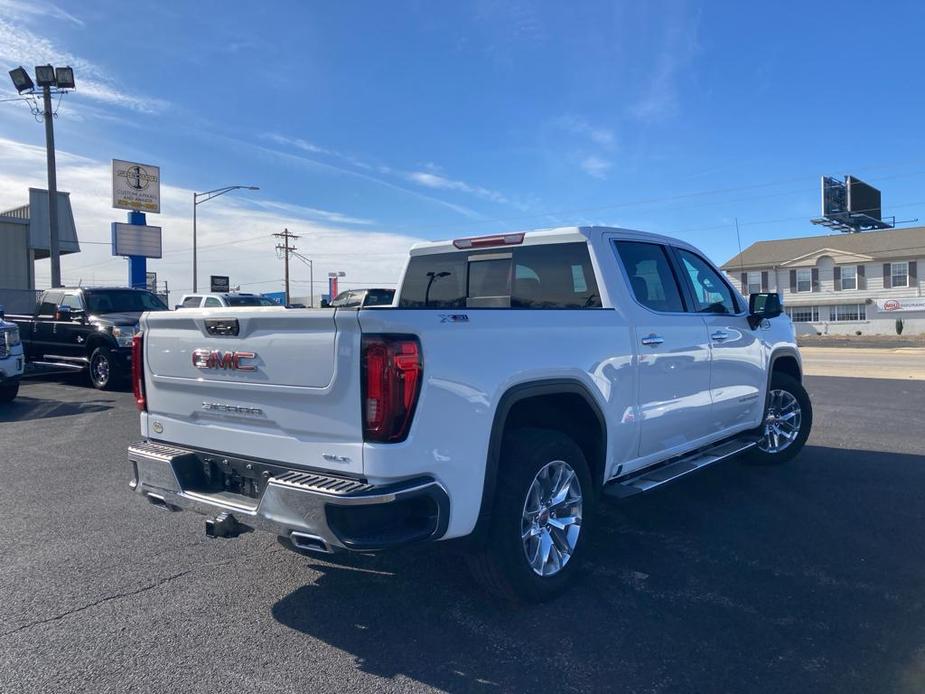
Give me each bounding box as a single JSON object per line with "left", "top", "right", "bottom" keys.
{"left": 362, "top": 334, "right": 422, "bottom": 442}
{"left": 132, "top": 332, "right": 146, "bottom": 412}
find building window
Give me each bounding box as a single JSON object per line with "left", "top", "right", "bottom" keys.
{"left": 891, "top": 262, "right": 909, "bottom": 288}
{"left": 840, "top": 265, "right": 857, "bottom": 290}
{"left": 796, "top": 269, "right": 812, "bottom": 293}
{"left": 786, "top": 306, "right": 819, "bottom": 322}
{"left": 746, "top": 272, "right": 762, "bottom": 295}
{"left": 828, "top": 304, "right": 867, "bottom": 322}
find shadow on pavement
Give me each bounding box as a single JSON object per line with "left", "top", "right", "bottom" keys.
{"left": 272, "top": 445, "right": 925, "bottom": 693}
{"left": 0, "top": 395, "right": 115, "bottom": 422}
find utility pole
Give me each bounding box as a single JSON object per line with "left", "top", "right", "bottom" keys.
{"left": 273, "top": 228, "right": 299, "bottom": 305}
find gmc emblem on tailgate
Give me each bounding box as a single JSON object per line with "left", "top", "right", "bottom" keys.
{"left": 192, "top": 349, "right": 257, "bottom": 371}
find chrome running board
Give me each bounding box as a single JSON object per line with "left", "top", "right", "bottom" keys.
{"left": 603, "top": 436, "right": 758, "bottom": 499}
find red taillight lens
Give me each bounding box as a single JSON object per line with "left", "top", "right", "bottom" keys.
{"left": 132, "top": 332, "right": 146, "bottom": 412}
{"left": 362, "top": 334, "right": 422, "bottom": 442}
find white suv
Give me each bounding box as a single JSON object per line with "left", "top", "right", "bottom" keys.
{"left": 176, "top": 292, "right": 278, "bottom": 309}
{"left": 0, "top": 308, "right": 24, "bottom": 402}
{"left": 129, "top": 226, "right": 812, "bottom": 601}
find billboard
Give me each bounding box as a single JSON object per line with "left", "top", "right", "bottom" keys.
{"left": 821, "top": 176, "right": 847, "bottom": 216}
{"left": 847, "top": 176, "right": 882, "bottom": 220}
{"left": 111, "top": 223, "right": 162, "bottom": 257}
{"left": 113, "top": 159, "right": 161, "bottom": 213}
{"left": 210, "top": 275, "right": 230, "bottom": 292}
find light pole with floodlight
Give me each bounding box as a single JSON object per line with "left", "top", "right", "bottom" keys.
{"left": 192, "top": 185, "right": 259, "bottom": 292}
{"left": 7, "top": 64, "right": 76, "bottom": 288}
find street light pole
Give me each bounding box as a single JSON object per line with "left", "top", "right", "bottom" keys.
{"left": 41, "top": 83, "right": 60, "bottom": 288}
{"left": 192, "top": 193, "right": 197, "bottom": 292}
{"left": 192, "top": 184, "right": 259, "bottom": 292}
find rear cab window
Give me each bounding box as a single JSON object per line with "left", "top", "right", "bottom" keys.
{"left": 398, "top": 242, "right": 601, "bottom": 309}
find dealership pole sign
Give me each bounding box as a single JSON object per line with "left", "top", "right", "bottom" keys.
{"left": 113, "top": 159, "right": 161, "bottom": 213}
{"left": 877, "top": 297, "right": 925, "bottom": 313}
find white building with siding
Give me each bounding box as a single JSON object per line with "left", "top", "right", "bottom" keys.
{"left": 722, "top": 226, "right": 925, "bottom": 335}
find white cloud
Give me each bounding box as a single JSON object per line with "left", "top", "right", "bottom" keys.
{"left": 0, "top": 0, "right": 82, "bottom": 26}
{"left": 254, "top": 134, "right": 484, "bottom": 219}
{"left": 628, "top": 8, "right": 701, "bottom": 122}
{"left": 558, "top": 115, "right": 615, "bottom": 148}
{"left": 406, "top": 170, "right": 509, "bottom": 204}
{"left": 0, "top": 12, "right": 167, "bottom": 114}
{"left": 0, "top": 136, "right": 423, "bottom": 297}
{"left": 580, "top": 155, "right": 612, "bottom": 179}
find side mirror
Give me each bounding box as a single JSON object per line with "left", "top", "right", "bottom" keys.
{"left": 748, "top": 292, "right": 782, "bottom": 329}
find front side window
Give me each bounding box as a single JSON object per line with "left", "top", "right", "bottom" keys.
{"left": 60, "top": 293, "right": 83, "bottom": 310}
{"left": 614, "top": 241, "right": 685, "bottom": 313}
{"left": 891, "top": 262, "right": 909, "bottom": 288}
{"left": 840, "top": 265, "right": 857, "bottom": 290}
{"left": 204, "top": 297, "right": 222, "bottom": 307}
{"left": 747, "top": 272, "right": 762, "bottom": 295}
{"left": 676, "top": 249, "right": 738, "bottom": 314}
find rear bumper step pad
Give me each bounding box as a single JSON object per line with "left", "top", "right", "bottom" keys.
{"left": 128, "top": 440, "right": 449, "bottom": 551}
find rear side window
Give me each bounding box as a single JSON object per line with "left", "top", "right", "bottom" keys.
{"left": 614, "top": 241, "right": 685, "bottom": 313}
{"left": 398, "top": 242, "right": 601, "bottom": 309}
{"left": 363, "top": 289, "right": 395, "bottom": 306}
{"left": 38, "top": 291, "right": 64, "bottom": 316}
{"left": 181, "top": 296, "right": 201, "bottom": 308}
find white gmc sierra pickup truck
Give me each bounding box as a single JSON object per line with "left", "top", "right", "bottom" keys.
{"left": 128, "top": 226, "right": 812, "bottom": 601}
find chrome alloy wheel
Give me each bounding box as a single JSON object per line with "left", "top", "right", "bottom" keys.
{"left": 521, "top": 460, "right": 583, "bottom": 577}
{"left": 91, "top": 352, "right": 110, "bottom": 386}
{"left": 758, "top": 389, "right": 802, "bottom": 454}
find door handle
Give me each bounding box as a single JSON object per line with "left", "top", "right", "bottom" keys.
{"left": 711, "top": 331, "right": 729, "bottom": 342}
{"left": 641, "top": 334, "right": 664, "bottom": 347}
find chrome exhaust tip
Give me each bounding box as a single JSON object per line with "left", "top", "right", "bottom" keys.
{"left": 290, "top": 531, "right": 332, "bottom": 554}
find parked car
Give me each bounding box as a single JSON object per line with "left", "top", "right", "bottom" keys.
{"left": 128, "top": 226, "right": 811, "bottom": 601}
{"left": 0, "top": 306, "right": 24, "bottom": 402}
{"left": 176, "top": 292, "right": 279, "bottom": 309}
{"left": 328, "top": 288, "right": 395, "bottom": 308}
{"left": 8, "top": 287, "right": 168, "bottom": 389}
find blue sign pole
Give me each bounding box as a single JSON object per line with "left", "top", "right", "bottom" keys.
{"left": 127, "top": 210, "right": 147, "bottom": 288}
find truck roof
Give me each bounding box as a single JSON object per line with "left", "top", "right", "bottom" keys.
{"left": 409, "top": 225, "right": 687, "bottom": 256}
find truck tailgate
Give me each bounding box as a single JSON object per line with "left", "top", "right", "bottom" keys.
{"left": 139, "top": 308, "right": 364, "bottom": 474}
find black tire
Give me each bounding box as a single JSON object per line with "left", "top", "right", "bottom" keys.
{"left": 744, "top": 372, "right": 812, "bottom": 465}
{"left": 467, "top": 428, "right": 595, "bottom": 603}
{"left": 0, "top": 381, "right": 19, "bottom": 403}
{"left": 88, "top": 347, "right": 117, "bottom": 390}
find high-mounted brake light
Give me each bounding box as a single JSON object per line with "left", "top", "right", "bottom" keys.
{"left": 132, "top": 332, "right": 146, "bottom": 412}
{"left": 362, "top": 334, "right": 422, "bottom": 443}
{"left": 452, "top": 232, "right": 525, "bottom": 249}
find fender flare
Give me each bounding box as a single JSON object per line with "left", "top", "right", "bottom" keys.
{"left": 470, "top": 378, "right": 607, "bottom": 542}
{"left": 764, "top": 346, "right": 803, "bottom": 409}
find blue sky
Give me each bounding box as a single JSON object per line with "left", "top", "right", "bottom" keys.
{"left": 2, "top": 0, "right": 925, "bottom": 295}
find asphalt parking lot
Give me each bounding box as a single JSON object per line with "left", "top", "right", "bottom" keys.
{"left": 2, "top": 374, "right": 924, "bottom": 693}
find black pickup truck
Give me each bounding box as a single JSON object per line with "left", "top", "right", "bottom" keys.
{"left": 9, "top": 287, "right": 168, "bottom": 389}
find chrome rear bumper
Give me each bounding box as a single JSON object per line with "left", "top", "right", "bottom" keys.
{"left": 128, "top": 440, "right": 449, "bottom": 552}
